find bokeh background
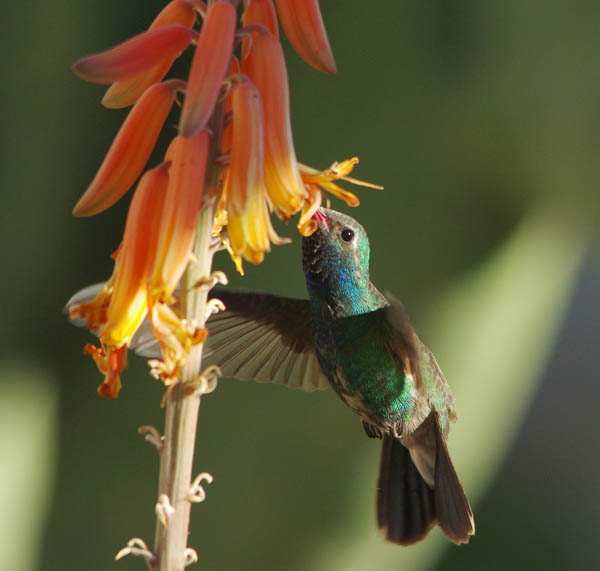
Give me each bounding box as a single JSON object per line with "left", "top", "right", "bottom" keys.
{"left": 2, "top": 1, "right": 599, "bottom": 570}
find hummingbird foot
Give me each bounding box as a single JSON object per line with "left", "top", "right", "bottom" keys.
{"left": 138, "top": 425, "right": 164, "bottom": 453}
{"left": 187, "top": 472, "right": 214, "bottom": 503}
{"left": 155, "top": 494, "right": 175, "bottom": 527}
{"left": 115, "top": 537, "right": 156, "bottom": 570}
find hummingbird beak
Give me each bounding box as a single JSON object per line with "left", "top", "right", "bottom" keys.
{"left": 313, "top": 209, "right": 328, "bottom": 227}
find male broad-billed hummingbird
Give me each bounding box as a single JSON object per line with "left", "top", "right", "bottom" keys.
{"left": 68, "top": 208, "right": 474, "bottom": 545}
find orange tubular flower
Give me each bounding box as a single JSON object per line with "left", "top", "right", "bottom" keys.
{"left": 242, "top": 29, "right": 307, "bottom": 219}
{"left": 72, "top": 26, "right": 195, "bottom": 84}
{"left": 179, "top": 1, "right": 236, "bottom": 137}
{"left": 274, "top": 0, "right": 336, "bottom": 74}
{"left": 225, "top": 78, "right": 288, "bottom": 263}
{"left": 150, "top": 130, "right": 210, "bottom": 300}
{"left": 103, "top": 0, "right": 198, "bottom": 108}
{"left": 102, "top": 165, "right": 169, "bottom": 346}
{"left": 71, "top": 163, "right": 169, "bottom": 397}
{"left": 242, "top": 0, "right": 279, "bottom": 36}
{"left": 73, "top": 80, "right": 181, "bottom": 217}
{"left": 148, "top": 130, "right": 211, "bottom": 381}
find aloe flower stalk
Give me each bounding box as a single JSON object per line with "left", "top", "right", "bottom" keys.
{"left": 68, "top": 0, "right": 380, "bottom": 568}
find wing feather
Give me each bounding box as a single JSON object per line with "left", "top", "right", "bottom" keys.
{"left": 66, "top": 284, "right": 330, "bottom": 392}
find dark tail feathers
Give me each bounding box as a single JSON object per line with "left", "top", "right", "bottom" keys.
{"left": 376, "top": 413, "right": 474, "bottom": 545}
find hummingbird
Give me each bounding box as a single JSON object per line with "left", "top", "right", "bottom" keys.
{"left": 68, "top": 207, "right": 474, "bottom": 545}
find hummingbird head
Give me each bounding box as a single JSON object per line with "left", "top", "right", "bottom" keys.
{"left": 302, "top": 208, "right": 375, "bottom": 314}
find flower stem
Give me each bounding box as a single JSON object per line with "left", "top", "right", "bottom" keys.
{"left": 153, "top": 205, "right": 215, "bottom": 571}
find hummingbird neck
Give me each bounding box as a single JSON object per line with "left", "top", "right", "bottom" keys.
{"left": 307, "top": 280, "right": 388, "bottom": 318}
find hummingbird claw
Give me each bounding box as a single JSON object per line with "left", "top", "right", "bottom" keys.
{"left": 187, "top": 472, "right": 214, "bottom": 503}
{"left": 138, "top": 425, "right": 164, "bottom": 453}
{"left": 155, "top": 494, "right": 175, "bottom": 527}
{"left": 184, "top": 547, "right": 199, "bottom": 566}
{"left": 115, "top": 538, "right": 156, "bottom": 570}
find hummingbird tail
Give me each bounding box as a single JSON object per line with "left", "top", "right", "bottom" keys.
{"left": 377, "top": 434, "right": 436, "bottom": 545}
{"left": 376, "top": 413, "right": 474, "bottom": 545}
{"left": 432, "top": 414, "right": 475, "bottom": 544}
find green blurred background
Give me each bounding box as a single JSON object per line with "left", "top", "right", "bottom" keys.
{"left": 2, "top": 1, "right": 599, "bottom": 570}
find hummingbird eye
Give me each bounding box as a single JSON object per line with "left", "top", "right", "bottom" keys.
{"left": 341, "top": 228, "right": 354, "bottom": 242}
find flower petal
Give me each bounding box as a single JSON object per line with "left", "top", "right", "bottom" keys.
{"left": 274, "top": 0, "right": 336, "bottom": 74}
{"left": 179, "top": 1, "right": 236, "bottom": 137}
{"left": 102, "top": 0, "right": 197, "bottom": 108}
{"left": 242, "top": 30, "right": 307, "bottom": 219}
{"left": 242, "top": 0, "right": 279, "bottom": 36}
{"left": 225, "top": 78, "right": 264, "bottom": 213}
{"left": 73, "top": 26, "right": 194, "bottom": 84}
{"left": 72, "top": 81, "right": 179, "bottom": 217}
{"left": 101, "top": 163, "right": 169, "bottom": 347}
{"left": 85, "top": 344, "right": 128, "bottom": 399}
{"left": 150, "top": 130, "right": 210, "bottom": 298}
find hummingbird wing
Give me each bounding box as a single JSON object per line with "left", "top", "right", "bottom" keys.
{"left": 201, "top": 288, "right": 329, "bottom": 391}
{"left": 382, "top": 292, "right": 457, "bottom": 426}
{"left": 67, "top": 284, "right": 330, "bottom": 392}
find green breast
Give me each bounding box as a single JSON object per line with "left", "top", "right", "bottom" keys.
{"left": 330, "top": 311, "right": 415, "bottom": 422}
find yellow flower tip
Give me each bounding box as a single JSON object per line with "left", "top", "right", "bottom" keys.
{"left": 227, "top": 246, "right": 245, "bottom": 275}
{"left": 297, "top": 184, "right": 321, "bottom": 235}
{"left": 179, "top": 0, "right": 237, "bottom": 137}
{"left": 298, "top": 218, "right": 318, "bottom": 236}
{"left": 274, "top": 0, "right": 336, "bottom": 74}
{"left": 97, "top": 163, "right": 169, "bottom": 349}
{"left": 242, "top": 28, "right": 307, "bottom": 219}
{"left": 84, "top": 343, "right": 127, "bottom": 398}
{"left": 73, "top": 82, "right": 177, "bottom": 217}
{"left": 296, "top": 156, "right": 382, "bottom": 211}
{"left": 248, "top": 250, "right": 265, "bottom": 265}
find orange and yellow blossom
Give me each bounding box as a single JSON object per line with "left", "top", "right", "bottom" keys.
{"left": 70, "top": 0, "right": 381, "bottom": 395}
{"left": 148, "top": 130, "right": 211, "bottom": 381}
{"left": 224, "top": 78, "right": 289, "bottom": 264}
{"left": 241, "top": 27, "right": 307, "bottom": 219}
{"left": 70, "top": 164, "right": 169, "bottom": 397}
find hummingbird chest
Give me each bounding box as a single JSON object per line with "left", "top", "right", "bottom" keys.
{"left": 312, "top": 310, "right": 417, "bottom": 433}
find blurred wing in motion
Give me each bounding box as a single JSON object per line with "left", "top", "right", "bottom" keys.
{"left": 66, "top": 285, "right": 330, "bottom": 392}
